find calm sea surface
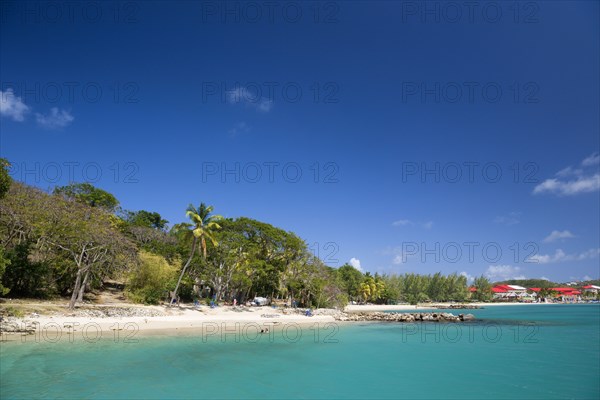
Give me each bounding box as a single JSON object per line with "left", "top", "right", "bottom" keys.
{"left": 1, "top": 304, "right": 599, "bottom": 399}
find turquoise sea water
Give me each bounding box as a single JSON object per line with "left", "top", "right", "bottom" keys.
{"left": 1, "top": 305, "right": 599, "bottom": 399}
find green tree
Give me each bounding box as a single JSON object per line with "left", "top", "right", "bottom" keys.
{"left": 202, "top": 223, "right": 250, "bottom": 301}
{"left": 54, "top": 182, "right": 119, "bottom": 211}
{"left": 125, "top": 210, "right": 169, "bottom": 230}
{"left": 127, "top": 251, "right": 179, "bottom": 304}
{"left": 225, "top": 217, "right": 290, "bottom": 301}
{"left": 538, "top": 288, "right": 557, "bottom": 301}
{"left": 0, "top": 157, "right": 11, "bottom": 291}
{"left": 336, "top": 264, "right": 364, "bottom": 300}
{"left": 380, "top": 274, "right": 402, "bottom": 304}
{"left": 0, "top": 248, "right": 10, "bottom": 295}
{"left": 0, "top": 182, "right": 133, "bottom": 306}
{"left": 427, "top": 272, "right": 446, "bottom": 301}
{"left": 402, "top": 273, "right": 429, "bottom": 305}
{"left": 51, "top": 199, "right": 134, "bottom": 309}
{"left": 1, "top": 242, "right": 53, "bottom": 297}
{"left": 279, "top": 232, "right": 310, "bottom": 304}
{"left": 0, "top": 159, "right": 12, "bottom": 295}
{"left": 0, "top": 158, "right": 11, "bottom": 200}
{"left": 359, "top": 275, "right": 385, "bottom": 303}
{"left": 170, "top": 203, "right": 223, "bottom": 305}
{"left": 445, "top": 272, "right": 469, "bottom": 302}
{"left": 472, "top": 275, "right": 493, "bottom": 301}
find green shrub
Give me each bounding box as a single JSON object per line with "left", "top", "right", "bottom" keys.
{"left": 0, "top": 248, "right": 10, "bottom": 296}
{"left": 1, "top": 306, "right": 25, "bottom": 318}
{"left": 2, "top": 243, "right": 55, "bottom": 298}
{"left": 126, "top": 251, "right": 178, "bottom": 304}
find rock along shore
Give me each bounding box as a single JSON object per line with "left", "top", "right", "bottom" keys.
{"left": 335, "top": 311, "right": 475, "bottom": 323}
{"left": 0, "top": 307, "right": 477, "bottom": 336}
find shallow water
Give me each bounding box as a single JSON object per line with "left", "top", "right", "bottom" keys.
{"left": 1, "top": 305, "right": 599, "bottom": 399}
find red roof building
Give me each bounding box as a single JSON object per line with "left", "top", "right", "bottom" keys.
{"left": 530, "top": 288, "right": 583, "bottom": 296}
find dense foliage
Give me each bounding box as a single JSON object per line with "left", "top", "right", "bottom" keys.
{"left": 54, "top": 182, "right": 120, "bottom": 211}
{"left": 0, "top": 162, "right": 492, "bottom": 308}
{"left": 126, "top": 251, "right": 179, "bottom": 304}
{"left": 471, "top": 275, "right": 493, "bottom": 302}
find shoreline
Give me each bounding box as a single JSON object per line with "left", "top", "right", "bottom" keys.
{"left": 0, "top": 305, "right": 338, "bottom": 344}
{"left": 344, "top": 302, "right": 556, "bottom": 312}
{"left": 1, "top": 302, "right": 592, "bottom": 345}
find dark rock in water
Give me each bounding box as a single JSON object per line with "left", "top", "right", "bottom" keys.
{"left": 435, "top": 304, "right": 482, "bottom": 309}
{"left": 0, "top": 317, "right": 36, "bottom": 334}
{"left": 334, "top": 311, "right": 474, "bottom": 323}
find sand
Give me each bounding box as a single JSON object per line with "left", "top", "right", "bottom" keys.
{"left": 1, "top": 302, "right": 553, "bottom": 344}
{"left": 0, "top": 305, "right": 338, "bottom": 343}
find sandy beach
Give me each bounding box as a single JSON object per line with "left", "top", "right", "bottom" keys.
{"left": 0, "top": 304, "right": 340, "bottom": 343}
{"left": 0, "top": 302, "right": 562, "bottom": 344}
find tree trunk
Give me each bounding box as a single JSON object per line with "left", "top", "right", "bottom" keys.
{"left": 214, "top": 277, "right": 222, "bottom": 302}
{"left": 76, "top": 270, "right": 90, "bottom": 302}
{"left": 68, "top": 268, "right": 84, "bottom": 310}
{"left": 170, "top": 236, "right": 197, "bottom": 306}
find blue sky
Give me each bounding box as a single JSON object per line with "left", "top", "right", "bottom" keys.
{"left": 1, "top": 1, "right": 599, "bottom": 283}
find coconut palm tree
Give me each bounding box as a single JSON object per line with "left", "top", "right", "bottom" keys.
{"left": 169, "top": 203, "right": 223, "bottom": 305}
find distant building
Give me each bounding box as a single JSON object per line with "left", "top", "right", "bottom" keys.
{"left": 467, "top": 286, "right": 478, "bottom": 299}
{"left": 491, "top": 285, "right": 531, "bottom": 300}
{"left": 582, "top": 285, "right": 600, "bottom": 294}
{"left": 530, "top": 287, "right": 582, "bottom": 302}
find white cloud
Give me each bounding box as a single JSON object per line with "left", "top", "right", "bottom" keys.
{"left": 349, "top": 257, "right": 363, "bottom": 272}
{"left": 581, "top": 152, "right": 600, "bottom": 167}
{"left": 392, "top": 219, "right": 433, "bottom": 229}
{"left": 0, "top": 89, "right": 29, "bottom": 121}
{"left": 227, "top": 87, "right": 273, "bottom": 112}
{"left": 534, "top": 155, "right": 600, "bottom": 196}
{"left": 556, "top": 166, "right": 583, "bottom": 178}
{"left": 583, "top": 275, "right": 592, "bottom": 281}
{"left": 392, "top": 254, "right": 404, "bottom": 265}
{"left": 543, "top": 230, "right": 575, "bottom": 243}
{"left": 485, "top": 265, "right": 522, "bottom": 281}
{"left": 540, "top": 276, "right": 549, "bottom": 281}
{"left": 460, "top": 271, "right": 475, "bottom": 283}
{"left": 533, "top": 174, "right": 600, "bottom": 196}
{"left": 35, "top": 108, "right": 74, "bottom": 129}
{"left": 388, "top": 244, "right": 420, "bottom": 265}
{"left": 392, "top": 219, "right": 412, "bottom": 227}
{"left": 530, "top": 248, "right": 600, "bottom": 264}
{"left": 530, "top": 249, "right": 566, "bottom": 264}
{"left": 256, "top": 100, "right": 273, "bottom": 112}
{"left": 228, "top": 121, "right": 250, "bottom": 137}
{"left": 493, "top": 212, "right": 521, "bottom": 226}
